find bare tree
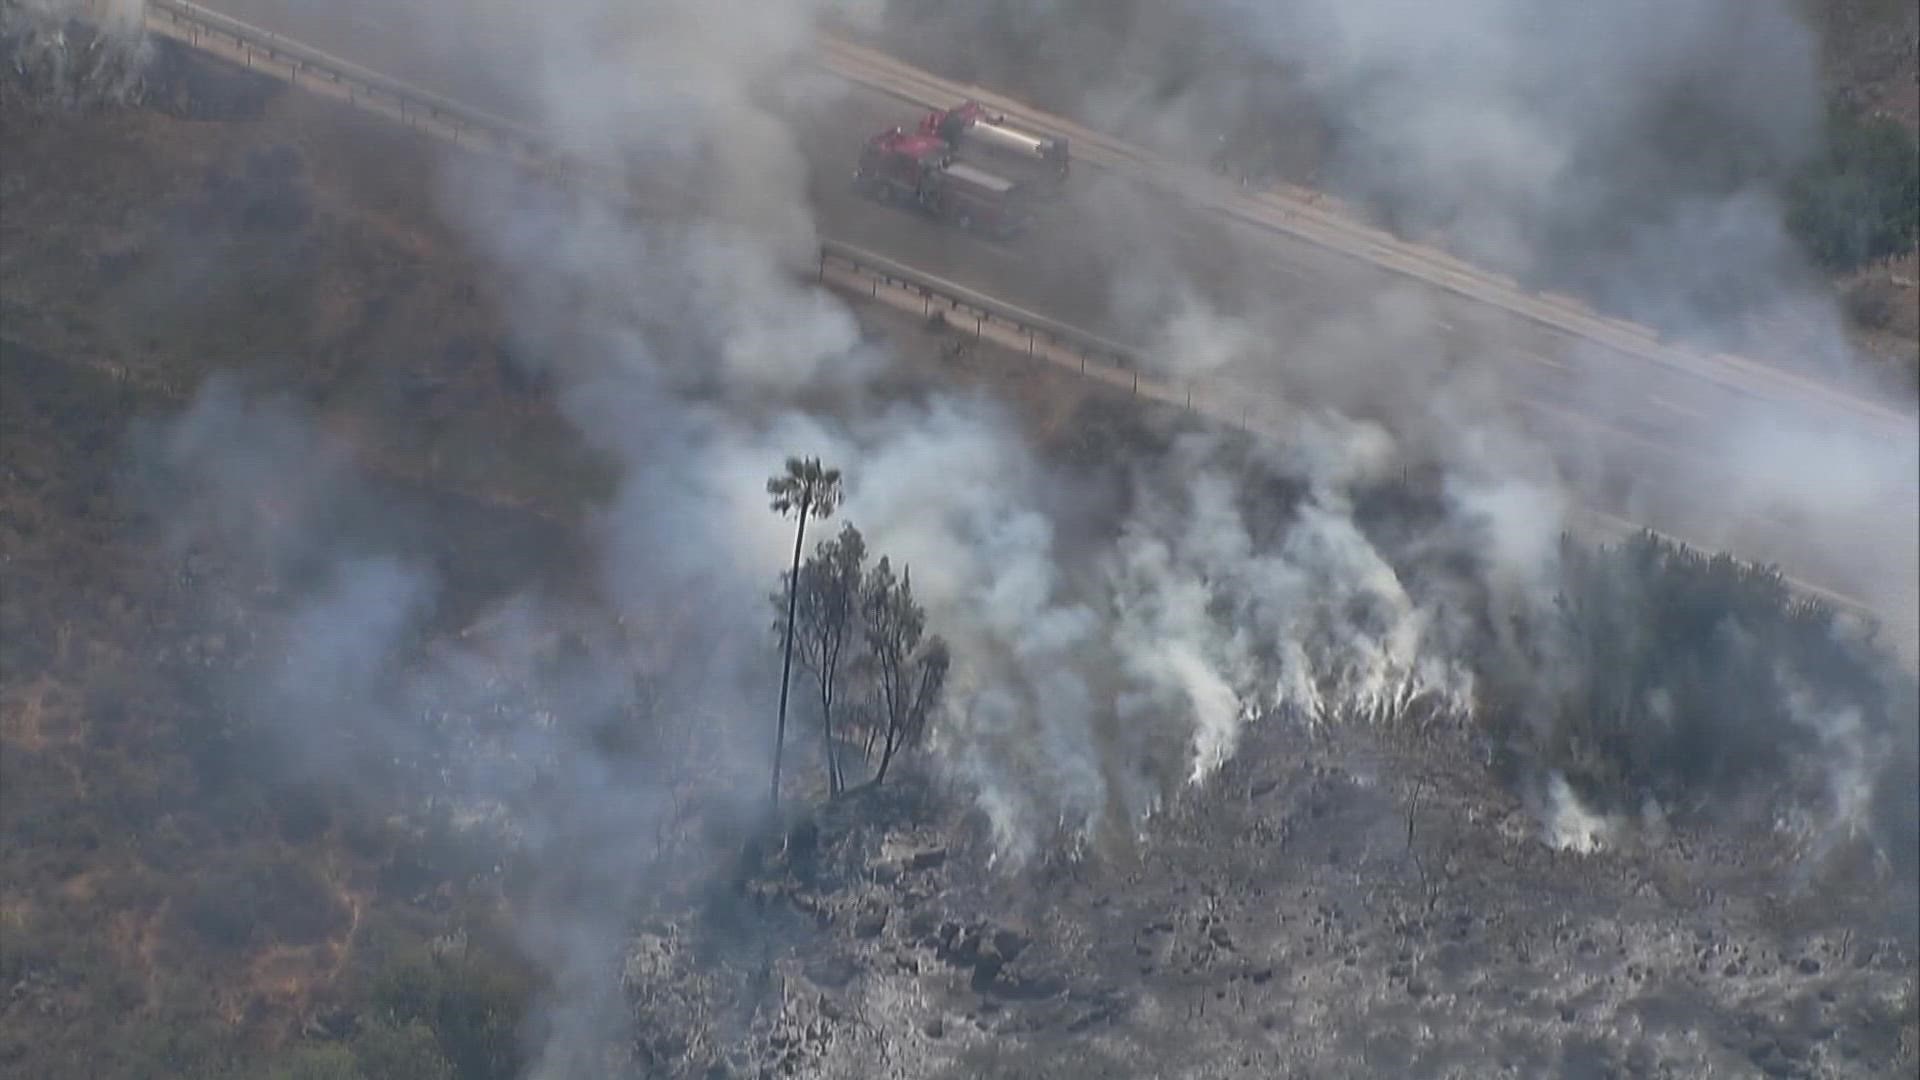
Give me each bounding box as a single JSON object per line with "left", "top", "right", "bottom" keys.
{"left": 767, "top": 457, "right": 844, "bottom": 808}
{"left": 774, "top": 522, "right": 868, "bottom": 795}
{"left": 861, "top": 558, "right": 951, "bottom": 786}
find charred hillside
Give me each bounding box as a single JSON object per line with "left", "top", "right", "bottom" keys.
{"left": 2, "top": 7, "right": 1916, "bottom": 1080}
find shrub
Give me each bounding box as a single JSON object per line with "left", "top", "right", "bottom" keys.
{"left": 1842, "top": 275, "right": 1907, "bottom": 333}
{"left": 367, "top": 950, "right": 530, "bottom": 1080}
{"left": 351, "top": 1020, "right": 453, "bottom": 1080}
{"left": 123, "top": 1012, "right": 241, "bottom": 1080}
{"left": 265, "top": 1044, "right": 362, "bottom": 1080}
{"left": 1788, "top": 103, "right": 1920, "bottom": 273}
{"left": 250, "top": 858, "right": 348, "bottom": 946}
{"left": 1482, "top": 531, "right": 1913, "bottom": 837}
{"left": 180, "top": 871, "right": 257, "bottom": 953}
{"left": 275, "top": 784, "right": 334, "bottom": 844}
{"left": 178, "top": 856, "right": 346, "bottom": 952}
{"left": 369, "top": 953, "right": 439, "bottom": 1028}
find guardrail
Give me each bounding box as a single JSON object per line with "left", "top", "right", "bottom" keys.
{"left": 818, "top": 240, "right": 1144, "bottom": 370}
{"left": 130, "top": 0, "right": 1894, "bottom": 642}
{"left": 150, "top": 0, "right": 491, "bottom": 129}
{"left": 146, "top": 0, "right": 578, "bottom": 173}
{"left": 819, "top": 238, "right": 1888, "bottom": 633}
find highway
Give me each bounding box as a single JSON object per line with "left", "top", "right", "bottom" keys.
{"left": 158, "top": 0, "right": 1916, "bottom": 646}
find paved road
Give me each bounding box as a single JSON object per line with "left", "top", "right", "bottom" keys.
{"left": 184, "top": 4, "right": 1860, "bottom": 419}
{"left": 184, "top": 0, "right": 1916, "bottom": 637}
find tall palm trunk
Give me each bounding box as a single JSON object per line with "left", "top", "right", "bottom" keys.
{"left": 771, "top": 490, "right": 810, "bottom": 808}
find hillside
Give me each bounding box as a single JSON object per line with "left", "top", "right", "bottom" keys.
{"left": 2, "top": 14, "right": 1916, "bottom": 1080}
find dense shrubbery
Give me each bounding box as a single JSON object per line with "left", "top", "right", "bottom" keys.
{"left": 1482, "top": 531, "right": 1916, "bottom": 861}
{"left": 365, "top": 949, "right": 529, "bottom": 1080}
{"left": 253, "top": 946, "right": 528, "bottom": 1080}
{"left": 1789, "top": 101, "right": 1920, "bottom": 273}
{"left": 350, "top": 1020, "right": 456, "bottom": 1080}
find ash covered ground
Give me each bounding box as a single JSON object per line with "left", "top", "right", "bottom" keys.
{"left": 2, "top": 6, "right": 1917, "bottom": 1080}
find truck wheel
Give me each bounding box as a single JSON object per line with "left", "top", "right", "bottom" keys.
{"left": 956, "top": 212, "right": 974, "bottom": 232}
{"left": 874, "top": 183, "right": 894, "bottom": 205}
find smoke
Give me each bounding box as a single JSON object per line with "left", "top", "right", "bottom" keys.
{"left": 868, "top": 1, "right": 1831, "bottom": 328}
{"left": 1113, "top": 427, "right": 1476, "bottom": 747}
{"left": 122, "top": 0, "right": 1920, "bottom": 1072}
{"left": 2, "top": 0, "right": 152, "bottom": 109}
{"left": 865, "top": 0, "right": 1917, "bottom": 619}
{"left": 867, "top": 0, "right": 1917, "bottom": 787}
{"left": 1538, "top": 772, "right": 1620, "bottom": 854}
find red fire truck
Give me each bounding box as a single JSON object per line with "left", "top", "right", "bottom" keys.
{"left": 852, "top": 127, "right": 1035, "bottom": 239}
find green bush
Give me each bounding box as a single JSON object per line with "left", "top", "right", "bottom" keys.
{"left": 367, "top": 950, "right": 529, "bottom": 1080}
{"left": 265, "top": 1044, "right": 362, "bottom": 1080}
{"left": 1482, "top": 531, "right": 1913, "bottom": 833}
{"left": 369, "top": 953, "right": 440, "bottom": 1028}
{"left": 351, "top": 1020, "right": 453, "bottom": 1080}
{"left": 180, "top": 871, "right": 257, "bottom": 953}
{"left": 121, "top": 1009, "right": 239, "bottom": 1080}
{"left": 275, "top": 784, "right": 335, "bottom": 844}
{"left": 1788, "top": 102, "right": 1920, "bottom": 273}
{"left": 178, "top": 856, "right": 346, "bottom": 952}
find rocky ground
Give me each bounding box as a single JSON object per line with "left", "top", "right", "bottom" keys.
{"left": 2, "top": 30, "right": 1915, "bottom": 1080}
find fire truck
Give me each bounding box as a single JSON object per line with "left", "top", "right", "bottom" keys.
{"left": 852, "top": 127, "right": 1035, "bottom": 239}
{"left": 920, "top": 101, "right": 1069, "bottom": 192}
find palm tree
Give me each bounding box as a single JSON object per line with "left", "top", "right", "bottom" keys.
{"left": 766, "top": 456, "right": 844, "bottom": 808}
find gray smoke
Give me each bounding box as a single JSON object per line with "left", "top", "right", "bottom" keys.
{"left": 2, "top": 0, "right": 152, "bottom": 109}
{"left": 861, "top": 0, "right": 1831, "bottom": 331}
{"left": 129, "top": 0, "right": 1919, "bottom": 1074}
{"left": 862, "top": 0, "right": 1919, "bottom": 795}
{"left": 859, "top": 0, "right": 1917, "bottom": 644}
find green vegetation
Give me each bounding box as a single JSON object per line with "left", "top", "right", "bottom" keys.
{"left": 1481, "top": 531, "right": 1915, "bottom": 856}
{"left": 0, "top": 285, "right": 543, "bottom": 1080}
{"left": 264, "top": 970, "right": 512, "bottom": 1080}
{"left": 1788, "top": 101, "right": 1920, "bottom": 273}
{"left": 357, "top": 949, "right": 528, "bottom": 1080}
{"left": 773, "top": 519, "right": 951, "bottom": 795}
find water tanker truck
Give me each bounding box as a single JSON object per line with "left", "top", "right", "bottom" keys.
{"left": 920, "top": 101, "right": 1069, "bottom": 192}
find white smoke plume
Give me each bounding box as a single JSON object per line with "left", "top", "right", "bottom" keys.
{"left": 123, "top": 0, "right": 1919, "bottom": 1073}
{"left": 1539, "top": 771, "right": 1620, "bottom": 854}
